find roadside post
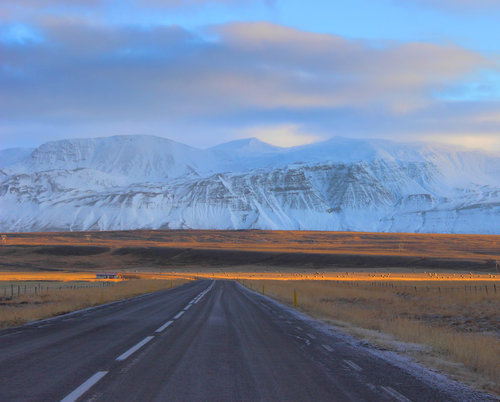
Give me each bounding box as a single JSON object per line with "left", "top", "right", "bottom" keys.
{"left": 294, "top": 289, "right": 297, "bottom": 308}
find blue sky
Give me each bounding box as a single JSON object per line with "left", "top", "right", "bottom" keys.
{"left": 1, "top": 0, "right": 499, "bottom": 150}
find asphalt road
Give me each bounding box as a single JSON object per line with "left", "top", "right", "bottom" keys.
{"left": 0, "top": 280, "right": 492, "bottom": 401}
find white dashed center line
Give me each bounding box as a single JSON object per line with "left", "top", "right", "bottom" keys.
{"left": 116, "top": 336, "right": 154, "bottom": 362}
{"left": 63, "top": 281, "right": 215, "bottom": 401}
{"left": 155, "top": 320, "right": 173, "bottom": 333}
{"left": 61, "top": 371, "right": 108, "bottom": 402}
{"left": 322, "top": 344, "right": 333, "bottom": 352}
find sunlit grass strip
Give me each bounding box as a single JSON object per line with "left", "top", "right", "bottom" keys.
{"left": 187, "top": 271, "right": 498, "bottom": 281}
{"left": 0, "top": 271, "right": 193, "bottom": 282}
{"left": 0, "top": 279, "right": 190, "bottom": 329}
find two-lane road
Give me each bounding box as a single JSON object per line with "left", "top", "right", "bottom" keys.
{"left": 0, "top": 280, "right": 492, "bottom": 401}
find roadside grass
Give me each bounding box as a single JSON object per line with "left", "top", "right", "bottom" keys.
{"left": 241, "top": 279, "right": 500, "bottom": 393}
{"left": 0, "top": 278, "right": 190, "bottom": 329}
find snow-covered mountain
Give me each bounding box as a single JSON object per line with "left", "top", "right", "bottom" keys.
{"left": 1, "top": 135, "right": 499, "bottom": 233}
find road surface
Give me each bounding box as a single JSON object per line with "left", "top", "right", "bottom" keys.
{"left": 0, "top": 280, "right": 492, "bottom": 401}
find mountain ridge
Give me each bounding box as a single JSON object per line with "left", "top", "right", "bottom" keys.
{"left": 1, "top": 135, "right": 499, "bottom": 234}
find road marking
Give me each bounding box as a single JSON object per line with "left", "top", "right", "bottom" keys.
{"left": 343, "top": 359, "right": 362, "bottom": 372}
{"left": 155, "top": 320, "right": 173, "bottom": 333}
{"left": 174, "top": 311, "right": 184, "bottom": 319}
{"left": 194, "top": 293, "right": 206, "bottom": 303}
{"left": 307, "top": 333, "right": 316, "bottom": 339}
{"left": 322, "top": 344, "right": 333, "bottom": 352}
{"left": 0, "top": 331, "right": 23, "bottom": 338}
{"left": 37, "top": 324, "right": 51, "bottom": 328}
{"left": 296, "top": 336, "right": 310, "bottom": 346}
{"left": 194, "top": 282, "right": 213, "bottom": 303}
{"left": 61, "top": 371, "right": 108, "bottom": 402}
{"left": 295, "top": 326, "right": 303, "bottom": 331}
{"left": 184, "top": 304, "right": 191, "bottom": 311}
{"left": 381, "top": 386, "right": 412, "bottom": 402}
{"left": 116, "top": 336, "right": 154, "bottom": 361}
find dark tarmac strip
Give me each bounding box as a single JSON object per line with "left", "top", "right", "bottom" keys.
{"left": 0, "top": 280, "right": 492, "bottom": 401}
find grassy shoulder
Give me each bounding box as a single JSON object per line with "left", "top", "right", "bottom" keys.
{"left": 0, "top": 278, "right": 190, "bottom": 329}
{"left": 241, "top": 278, "right": 500, "bottom": 396}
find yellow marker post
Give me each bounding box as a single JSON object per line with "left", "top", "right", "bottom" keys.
{"left": 262, "top": 285, "right": 265, "bottom": 295}
{"left": 150, "top": 284, "right": 153, "bottom": 293}
{"left": 100, "top": 291, "right": 104, "bottom": 304}
{"left": 294, "top": 290, "right": 297, "bottom": 308}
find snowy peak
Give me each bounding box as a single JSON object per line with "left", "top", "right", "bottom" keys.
{"left": 16, "top": 135, "right": 218, "bottom": 180}
{"left": 211, "top": 137, "right": 283, "bottom": 156}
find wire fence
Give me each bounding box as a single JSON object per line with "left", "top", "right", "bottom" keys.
{"left": 320, "top": 280, "right": 498, "bottom": 296}
{"left": 1, "top": 281, "right": 119, "bottom": 300}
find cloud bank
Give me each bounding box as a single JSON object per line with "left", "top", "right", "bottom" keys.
{"left": 0, "top": 16, "right": 499, "bottom": 149}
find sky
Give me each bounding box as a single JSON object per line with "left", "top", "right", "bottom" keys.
{"left": 1, "top": 0, "right": 500, "bottom": 150}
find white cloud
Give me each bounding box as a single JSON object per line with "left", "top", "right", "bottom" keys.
{"left": 0, "top": 20, "right": 499, "bottom": 150}
{"left": 241, "top": 124, "right": 324, "bottom": 147}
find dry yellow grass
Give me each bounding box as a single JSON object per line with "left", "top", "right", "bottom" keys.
{"left": 240, "top": 279, "right": 500, "bottom": 393}
{"left": 188, "top": 271, "right": 498, "bottom": 281}
{"left": 0, "top": 278, "right": 190, "bottom": 329}
{"left": 0, "top": 271, "right": 194, "bottom": 282}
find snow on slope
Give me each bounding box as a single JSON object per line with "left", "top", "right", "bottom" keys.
{"left": 0, "top": 147, "right": 35, "bottom": 168}
{"left": 0, "top": 135, "right": 499, "bottom": 233}
{"left": 11, "top": 135, "right": 220, "bottom": 181}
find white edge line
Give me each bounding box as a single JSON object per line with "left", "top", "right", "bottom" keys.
{"left": 344, "top": 359, "right": 362, "bottom": 372}
{"left": 61, "top": 371, "right": 108, "bottom": 402}
{"left": 183, "top": 304, "right": 191, "bottom": 311}
{"left": 155, "top": 320, "right": 173, "bottom": 333}
{"left": 307, "top": 333, "right": 316, "bottom": 339}
{"left": 116, "top": 336, "right": 154, "bottom": 361}
{"left": 381, "top": 386, "right": 412, "bottom": 402}
{"left": 0, "top": 331, "right": 23, "bottom": 338}
{"left": 174, "top": 311, "right": 184, "bottom": 319}
{"left": 322, "top": 344, "right": 333, "bottom": 352}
